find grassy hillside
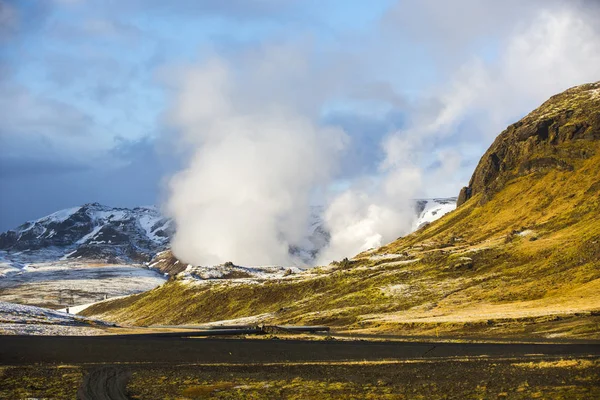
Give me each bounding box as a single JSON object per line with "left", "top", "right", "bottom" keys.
{"left": 83, "top": 82, "right": 600, "bottom": 339}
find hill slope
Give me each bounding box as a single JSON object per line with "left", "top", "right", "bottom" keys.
{"left": 83, "top": 82, "right": 600, "bottom": 339}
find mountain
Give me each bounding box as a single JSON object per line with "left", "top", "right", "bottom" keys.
{"left": 0, "top": 203, "right": 173, "bottom": 263}
{"left": 82, "top": 82, "right": 600, "bottom": 340}
{"left": 457, "top": 81, "right": 600, "bottom": 206}
{"left": 1, "top": 198, "right": 455, "bottom": 267}
{"left": 145, "top": 198, "right": 456, "bottom": 276}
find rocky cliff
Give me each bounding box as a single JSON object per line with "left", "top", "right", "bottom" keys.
{"left": 458, "top": 81, "right": 600, "bottom": 206}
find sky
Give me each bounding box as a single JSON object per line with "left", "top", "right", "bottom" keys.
{"left": 1, "top": 0, "right": 599, "bottom": 264}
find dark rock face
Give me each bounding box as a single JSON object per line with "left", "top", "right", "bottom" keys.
{"left": 414, "top": 200, "right": 428, "bottom": 216}
{"left": 456, "top": 187, "right": 471, "bottom": 207}
{"left": 147, "top": 250, "right": 187, "bottom": 276}
{"left": 0, "top": 203, "right": 173, "bottom": 263}
{"left": 457, "top": 81, "right": 600, "bottom": 206}
{"left": 0, "top": 207, "right": 93, "bottom": 251}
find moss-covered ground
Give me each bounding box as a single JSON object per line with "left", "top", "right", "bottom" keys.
{"left": 1, "top": 358, "right": 598, "bottom": 399}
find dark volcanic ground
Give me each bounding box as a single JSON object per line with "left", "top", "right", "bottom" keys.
{"left": 0, "top": 335, "right": 599, "bottom": 399}
{"left": 1, "top": 335, "right": 599, "bottom": 364}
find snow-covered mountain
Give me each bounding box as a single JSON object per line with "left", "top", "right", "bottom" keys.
{"left": 0, "top": 203, "right": 173, "bottom": 263}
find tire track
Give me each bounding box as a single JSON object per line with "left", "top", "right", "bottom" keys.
{"left": 77, "top": 366, "right": 131, "bottom": 400}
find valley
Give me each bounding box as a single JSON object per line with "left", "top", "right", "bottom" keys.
{"left": 0, "top": 197, "right": 455, "bottom": 312}
{"left": 1, "top": 82, "right": 599, "bottom": 398}
{"left": 4, "top": 1, "right": 600, "bottom": 398}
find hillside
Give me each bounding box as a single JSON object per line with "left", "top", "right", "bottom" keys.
{"left": 82, "top": 82, "right": 600, "bottom": 339}
{"left": 0, "top": 301, "right": 111, "bottom": 335}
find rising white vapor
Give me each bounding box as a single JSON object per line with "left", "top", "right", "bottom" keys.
{"left": 165, "top": 0, "right": 600, "bottom": 267}
{"left": 165, "top": 53, "right": 347, "bottom": 266}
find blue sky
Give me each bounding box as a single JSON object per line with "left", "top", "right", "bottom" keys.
{"left": 1, "top": 0, "right": 599, "bottom": 231}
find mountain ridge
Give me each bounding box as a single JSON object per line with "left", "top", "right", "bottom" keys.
{"left": 458, "top": 81, "right": 600, "bottom": 206}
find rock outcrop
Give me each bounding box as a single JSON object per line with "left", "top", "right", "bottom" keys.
{"left": 457, "top": 81, "right": 600, "bottom": 206}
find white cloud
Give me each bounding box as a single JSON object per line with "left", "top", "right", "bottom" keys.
{"left": 10, "top": 0, "right": 596, "bottom": 266}
{"left": 163, "top": 1, "right": 600, "bottom": 266}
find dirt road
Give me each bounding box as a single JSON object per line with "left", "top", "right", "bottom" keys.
{"left": 1, "top": 334, "right": 599, "bottom": 364}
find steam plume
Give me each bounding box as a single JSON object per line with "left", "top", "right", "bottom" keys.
{"left": 166, "top": 1, "right": 600, "bottom": 267}
{"left": 165, "top": 53, "right": 346, "bottom": 266}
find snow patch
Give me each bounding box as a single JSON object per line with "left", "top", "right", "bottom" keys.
{"left": 413, "top": 198, "right": 457, "bottom": 231}
{"left": 89, "top": 209, "right": 128, "bottom": 222}
{"left": 76, "top": 225, "right": 103, "bottom": 245}
{"left": 518, "top": 229, "right": 534, "bottom": 236}
{"left": 0, "top": 260, "right": 167, "bottom": 309}
{"left": 60, "top": 250, "right": 78, "bottom": 260}
{"left": 181, "top": 263, "right": 303, "bottom": 282}
{"left": 35, "top": 206, "right": 81, "bottom": 225}
{"left": 0, "top": 300, "right": 111, "bottom": 335}
{"left": 57, "top": 295, "right": 127, "bottom": 314}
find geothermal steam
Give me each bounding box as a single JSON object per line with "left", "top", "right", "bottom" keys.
{"left": 165, "top": 56, "right": 346, "bottom": 266}
{"left": 166, "top": 1, "right": 600, "bottom": 267}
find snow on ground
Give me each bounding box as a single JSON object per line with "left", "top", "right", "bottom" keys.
{"left": 1, "top": 301, "right": 83, "bottom": 324}
{"left": 0, "top": 301, "right": 109, "bottom": 335}
{"left": 57, "top": 295, "right": 127, "bottom": 315}
{"left": 0, "top": 259, "right": 166, "bottom": 309}
{"left": 76, "top": 225, "right": 103, "bottom": 245}
{"left": 138, "top": 212, "right": 166, "bottom": 243}
{"left": 0, "top": 323, "right": 107, "bottom": 335}
{"left": 34, "top": 206, "right": 81, "bottom": 225}
{"left": 180, "top": 263, "right": 304, "bottom": 283}
{"left": 89, "top": 209, "right": 128, "bottom": 222}
{"left": 0, "top": 252, "right": 21, "bottom": 277}
{"left": 518, "top": 229, "right": 535, "bottom": 237}
{"left": 368, "top": 253, "right": 408, "bottom": 261}
{"left": 2, "top": 248, "right": 65, "bottom": 265}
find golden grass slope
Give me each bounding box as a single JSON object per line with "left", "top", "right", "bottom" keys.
{"left": 83, "top": 83, "right": 600, "bottom": 339}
